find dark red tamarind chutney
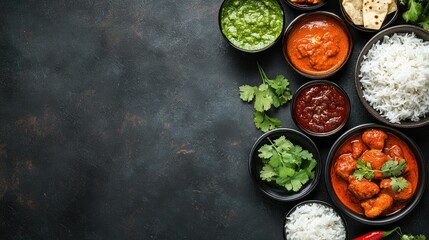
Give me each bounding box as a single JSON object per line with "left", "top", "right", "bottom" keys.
{"left": 293, "top": 82, "right": 349, "bottom": 135}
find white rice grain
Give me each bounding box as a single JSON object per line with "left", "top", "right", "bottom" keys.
{"left": 285, "top": 202, "right": 346, "bottom": 240}
{"left": 359, "top": 33, "right": 429, "bottom": 123}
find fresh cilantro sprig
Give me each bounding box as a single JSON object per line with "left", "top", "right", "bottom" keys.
{"left": 390, "top": 176, "right": 409, "bottom": 192}
{"left": 353, "top": 159, "right": 408, "bottom": 192}
{"left": 258, "top": 136, "right": 317, "bottom": 192}
{"left": 353, "top": 159, "right": 407, "bottom": 181}
{"left": 239, "top": 63, "right": 292, "bottom": 132}
{"left": 400, "top": 0, "right": 429, "bottom": 30}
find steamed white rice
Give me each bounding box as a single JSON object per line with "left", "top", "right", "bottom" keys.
{"left": 359, "top": 32, "right": 429, "bottom": 124}
{"left": 284, "top": 202, "right": 346, "bottom": 240}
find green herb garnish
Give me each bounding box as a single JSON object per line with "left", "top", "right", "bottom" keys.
{"left": 353, "top": 159, "right": 408, "bottom": 192}
{"left": 258, "top": 136, "right": 317, "bottom": 192}
{"left": 353, "top": 159, "right": 406, "bottom": 181}
{"left": 400, "top": 0, "right": 429, "bottom": 30}
{"left": 239, "top": 63, "right": 292, "bottom": 132}
{"left": 390, "top": 176, "right": 409, "bottom": 192}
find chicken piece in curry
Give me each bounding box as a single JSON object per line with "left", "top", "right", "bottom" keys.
{"left": 331, "top": 128, "right": 418, "bottom": 219}
{"left": 362, "top": 129, "right": 388, "bottom": 150}
{"left": 361, "top": 193, "right": 393, "bottom": 218}
{"left": 347, "top": 176, "right": 379, "bottom": 200}
{"left": 334, "top": 154, "right": 356, "bottom": 180}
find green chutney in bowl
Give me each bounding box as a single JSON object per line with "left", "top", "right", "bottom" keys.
{"left": 219, "top": 0, "right": 285, "bottom": 52}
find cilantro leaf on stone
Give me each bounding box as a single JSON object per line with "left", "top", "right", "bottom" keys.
{"left": 239, "top": 85, "right": 257, "bottom": 102}
{"left": 253, "top": 111, "right": 281, "bottom": 132}
{"left": 238, "top": 62, "right": 293, "bottom": 132}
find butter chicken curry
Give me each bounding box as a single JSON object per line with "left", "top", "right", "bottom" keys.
{"left": 330, "top": 128, "right": 418, "bottom": 218}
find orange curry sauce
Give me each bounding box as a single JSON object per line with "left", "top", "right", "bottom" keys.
{"left": 286, "top": 15, "right": 349, "bottom": 75}
{"left": 330, "top": 132, "right": 419, "bottom": 216}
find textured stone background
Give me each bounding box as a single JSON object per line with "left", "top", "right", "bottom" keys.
{"left": 0, "top": 0, "right": 428, "bottom": 239}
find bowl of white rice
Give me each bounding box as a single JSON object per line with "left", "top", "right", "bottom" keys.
{"left": 284, "top": 200, "right": 348, "bottom": 240}
{"left": 355, "top": 25, "right": 429, "bottom": 128}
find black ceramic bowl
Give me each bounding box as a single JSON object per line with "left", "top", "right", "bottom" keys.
{"left": 218, "top": 0, "right": 286, "bottom": 53}
{"left": 325, "top": 123, "right": 427, "bottom": 225}
{"left": 282, "top": 11, "right": 353, "bottom": 79}
{"left": 284, "top": 200, "right": 348, "bottom": 240}
{"left": 283, "top": 0, "right": 327, "bottom": 11}
{"left": 291, "top": 80, "right": 350, "bottom": 137}
{"left": 248, "top": 128, "right": 321, "bottom": 202}
{"left": 355, "top": 25, "right": 429, "bottom": 128}
{"left": 339, "top": 0, "right": 399, "bottom": 32}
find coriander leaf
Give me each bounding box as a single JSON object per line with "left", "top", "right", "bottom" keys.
{"left": 299, "top": 149, "right": 313, "bottom": 161}
{"left": 390, "top": 177, "right": 409, "bottom": 192}
{"left": 273, "top": 136, "right": 293, "bottom": 152}
{"left": 403, "top": 0, "right": 423, "bottom": 23}
{"left": 257, "top": 144, "right": 274, "bottom": 159}
{"left": 266, "top": 75, "right": 290, "bottom": 95}
{"left": 268, "top": 154, "right": 281, "bottom": 168}
{"left": 279, "top": 167, "right": 295, "bottom": 178}
{"left": 239, "top": 85, "right": 257, "bottom": 102}
{"left": 381, "top": 159, "right": 406, "bottom": 177}
{"left": 239, "top": 63, "right": 293, "bottom": 132}
{"left": 266, "top": 87, "right": 281, "bottom": 108}
{"left": 401, "top": 234, "right": 427, "bottom": 240}
{"left": 257, "top": 136, "right": 317, "bottom": 192}
{"left": 254, "top": 84, "right": 272, "bottom": 112}
{"left": 418, "top": 15, "right": 429, "bottom": 30}
{"left": 353, "top": 160, "right": 374, "bottom": 180}
{"left": 305, "top": 159, "right": 317, "bottom": 178}
{"left": 284, "top": 182, "right": 293, "bottom": 191}
{"left": 291, "top": 179, "right": 303, "bottom": 192}
{"left": 260, "top": 165, "right": 277, "bottom": 181}
{"left": 253, "top": 111, "right": 281, "bottom": 132}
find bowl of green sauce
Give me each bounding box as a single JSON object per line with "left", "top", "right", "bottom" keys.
{"left": 219, "top": 0, "right": 285, "bottom": 53}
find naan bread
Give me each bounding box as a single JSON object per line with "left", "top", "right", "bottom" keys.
{"left": 387, "top": 0, "right": 397, "bottom": 14}
{"left": 343, "top": 0, "right": 364, "bottom": 25}
{"left": 363, "top": 0, "right": 392, "bottom": 30}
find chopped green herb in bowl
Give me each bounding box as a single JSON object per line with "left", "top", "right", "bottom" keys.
{"left": 248, "top": 128, "right": 321, "bottom": 202}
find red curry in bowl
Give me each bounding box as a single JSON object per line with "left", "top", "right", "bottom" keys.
{"left": 330, "top": 128, "right": 419, "bottom": 219}
{"left": 292, "top": 80, "right": 350, "bottom": 137}
{"left": 283, "top": 12, "right": 352, "bottom": 78}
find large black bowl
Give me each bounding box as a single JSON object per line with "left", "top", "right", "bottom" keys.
{"left": 249, "top": 128, "right": 321, "bottom": 202}
{"left": 355, "top": 25, "right": 429, "bottom": 128}
{"left": 325, "top": 123, "right": 427, "bottom": 225}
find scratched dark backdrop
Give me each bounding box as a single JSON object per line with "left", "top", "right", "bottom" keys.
{"left": 0, "top": 0, "right": 428, "bottom": 239}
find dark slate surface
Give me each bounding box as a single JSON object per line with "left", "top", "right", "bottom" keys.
{"left": 0, "top": 0, "right": 428, "bottom": 239}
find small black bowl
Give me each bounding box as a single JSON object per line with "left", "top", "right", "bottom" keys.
{"left": 339, "top": 0, "right": 399, "bottom": 32}
{"left": 218, "top": 0, "right": 286, "bottom": 53}
{"left": 284, "top": 200, "right": 348, "bottom": 240}
{"left": 325, "top": 123, "right": 427, "bottom": 225}
{"left": 291, "top": 80, "right": 351, "bottom": 137}
{"left": 283, "top": 0, "right": 327, "bottom": 11}
{"left": 248, "top": 128, "right": 321, "bottom": 202}
{"left": 355, "top": 25, "right": 429, "bottom": 128}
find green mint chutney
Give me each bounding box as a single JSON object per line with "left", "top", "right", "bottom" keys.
{"left": 220, "top": 0, "right": 284, "bottom": 51}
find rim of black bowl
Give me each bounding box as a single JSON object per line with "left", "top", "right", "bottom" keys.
{"left": 354, "top": 25, "right": 429, "bottom": 128}
{"left": 283, "top": 0, "right": 327, "bottom": 11}
{"left": 218, "top": 0, "right": 286, "bottom": 53}
{"left": 339, "top": 0, "right": 399, "bottom": 32}
{"left": 291, "top": 80, "right": 351, "bottom": 137}
{"left": 282, "top": 11, "right": 353, "bottom": 79}
{"left": 283, "top": 200, "right": 349, "bottom": 240}
{"left": 325, "top": 123, "right": 427, "bottom": 225}
{"left": 248, "top": 128, "right": 321, "bottom": 202}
